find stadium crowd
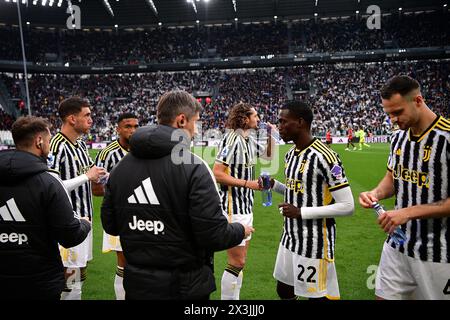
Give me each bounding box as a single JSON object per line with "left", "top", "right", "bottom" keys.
{"left": 1, "top": 59, "right": 448, "bottom": 143}
{"left": 305, "top": 60, "right": 450, "bottom": 136}
{"left": 294, "top": 11, "right": 448, "bottom": 53}
{"left": 0, "top": 10, "right": 448, "bottom": 65}
{"left": 0, "top": 109, "right": 15, "bottom": 130}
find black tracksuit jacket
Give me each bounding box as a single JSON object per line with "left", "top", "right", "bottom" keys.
{"left": 0, "top": 150, "right": 91, "bottom": 299}
{"left": 101, "top": 125, "right": 245, "bottom": 300}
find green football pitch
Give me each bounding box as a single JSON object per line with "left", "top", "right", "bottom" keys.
{"left": 84, "top": 142, "right": 394, "bottom": 300}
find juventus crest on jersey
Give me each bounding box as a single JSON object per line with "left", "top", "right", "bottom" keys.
{"left": 49, "top": 132, "right": 94, "bottom": 219}
{"left": 387, "top": 116, "right": 450, "bottom": 263}
{"left": 281, "top": 138, "right": 350, "bottom": 261}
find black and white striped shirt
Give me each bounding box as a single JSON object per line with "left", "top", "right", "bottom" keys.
{"left": 48, "top": 132, "right": 94, "bottom": 219}
{"left": 94, "top": 140, "right": 127, "bottom": 172}
{"left": 216, "top": 130, "right": 264, "bottom": 217}
{"left": 281, "top": 138, "right": 350, "bottom": 260}
{"left": 387, "top": 116, "right": 449, "bottom": 263}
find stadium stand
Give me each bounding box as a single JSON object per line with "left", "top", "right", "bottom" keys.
{"left": 1, "top": 59, "right": 448, "bottom": 141}
{"left": 0, "top": 10, "right": 448, "bottom": 65}
{"left": 0, "top": 5, "right": 448, "bottom": 144}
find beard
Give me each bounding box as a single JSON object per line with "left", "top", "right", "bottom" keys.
{"left": 76, "top": 127, "right": 89, "bottom": 135}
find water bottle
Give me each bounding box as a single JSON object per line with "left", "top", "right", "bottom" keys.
{"left": 372, "top": 202, "right": 407, "bottom": 245}
{"left": 260, "top": 172, "right": 272, "bottom": 207}
{"left": 98, "top": 172, "right": 110, "bottom": 185}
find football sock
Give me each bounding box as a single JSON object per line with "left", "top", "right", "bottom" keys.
{"left": 114, "top": 266, "right": 125, "bottom": 300}
{"left": 221, "top": 264, "right": 243, "bottom": 300}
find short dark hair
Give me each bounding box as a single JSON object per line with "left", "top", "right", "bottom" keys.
{"left": 12, "top": 116, "right": 51, "bottom": 148}
{"left": 280, "top": 100, "right": 313, "bottom": 127}
{"left": 118, "top": 112, "right": 138, "bottom": 124}
{"left": 157, "top": 90, "right": 202, "bottom": 125}
{"left": 380, "top": 75, "right": 420, "bottom": 100}
{"left": 227, "top": 102, "right": 254, "bottom": 130}
{"left": 58, "top": 96, "right": 90, "bottom": 121}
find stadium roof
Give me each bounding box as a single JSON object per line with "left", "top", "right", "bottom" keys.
{"left": 0, "top": 0, "right": 446, "bottom": 28}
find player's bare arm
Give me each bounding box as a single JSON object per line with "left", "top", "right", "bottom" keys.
{"left": 359, "top": 171, "right": 395, "bottom": 208}
{"left": 213, "top": 162, "right": 261, "bottom": 190}
{"left": 379, "top": 198, "right": 450, "bottom": 234}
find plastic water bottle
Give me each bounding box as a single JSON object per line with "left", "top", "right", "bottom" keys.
{"left": 372, "top": 202, "right": 407, "bottom": 245}
{"left": 260, "top": 172, "right": 272, "bottom": 207}
{"left": 98, "top": 172, "right": 110, "bottom": 185}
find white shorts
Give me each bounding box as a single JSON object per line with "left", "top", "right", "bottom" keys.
{"left": 102, "top": 231, "right": 123, "bottom": 253}
{"left": 228, "top": 214, "right": 253, "bottom": 246}
{"left": 59, "top": 230, "right": 93, "bottom": 268}
{"left": 273, "top": 243, "right": 340, "bottom": 299}
{"left": 376, "top": 242, "right": 450, "bottom": 300}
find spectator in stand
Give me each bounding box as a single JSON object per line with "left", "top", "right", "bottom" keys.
{"left": 325, "top": 129, "right": 332, "bottom": 148}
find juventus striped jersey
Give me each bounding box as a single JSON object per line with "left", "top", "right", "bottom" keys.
{"left": 387, "top": 116, "right": 449, "bottom": 263}
{"left": 48, "top": 132, "right": 94, "bottom": 219}
{"left": 216, "top": 130, "right": 264, "bottom": 216}
{"left": 94, "top": 140, "right": 127, "bottom": 172}
{"left": 281, "top": 138, "right": 350, "bottom": 260}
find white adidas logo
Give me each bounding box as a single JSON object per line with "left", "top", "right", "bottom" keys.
{"left": 127, "top": 177, "right": 160, "bottom": 205}
{"left": 0, "top": 198, "right": 26, "bottom": 222}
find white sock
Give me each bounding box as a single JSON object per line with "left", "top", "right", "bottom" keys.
{"left": 221, "top": 269, "right": 241, "bottom": 300}
{"left": 60, "top": 280, "right": 83, "bottom": 300}
{"left": 60, "top": 287, "right": 71, "bottom": 300}
{"left": 114, "top": 267, "right": 125, "bottom": 300}
{"left": 234, "top": 271, "right": 243, "bottom": 300}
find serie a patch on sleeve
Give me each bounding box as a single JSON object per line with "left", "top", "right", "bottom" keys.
{"left": 47, "top": 153, "right": 55, "bottom": 167}
{"left": 220, "top": 146, "right": 229, "bottom": 158}
{"left": 331, "top": 164, "right": 343, "bottom": 180}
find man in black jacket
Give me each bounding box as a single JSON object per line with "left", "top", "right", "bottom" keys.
{"left": 0, "top": 116, "right": 91, "bottom": 300}
{"left": 101, "top": 90, "right": 253, "bottom": 300}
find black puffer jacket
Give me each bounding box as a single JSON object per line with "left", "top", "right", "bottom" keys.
{"left": 101, "top": 125, "right": 245, "bottom": 299}
{"left": 0, "top": 150, "right": 90, "bottom": 299}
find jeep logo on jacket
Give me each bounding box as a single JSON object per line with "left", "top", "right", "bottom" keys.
{"left": 129, "top": 216, "right": 164, "bottom": 234}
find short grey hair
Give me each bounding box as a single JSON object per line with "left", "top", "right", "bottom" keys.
{"left": 156, "top": 90, "right": 202, "bottom": 125}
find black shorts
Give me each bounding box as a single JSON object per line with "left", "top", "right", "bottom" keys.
{"left": 326, "top": 140, "right": 332, "bottom": 145}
